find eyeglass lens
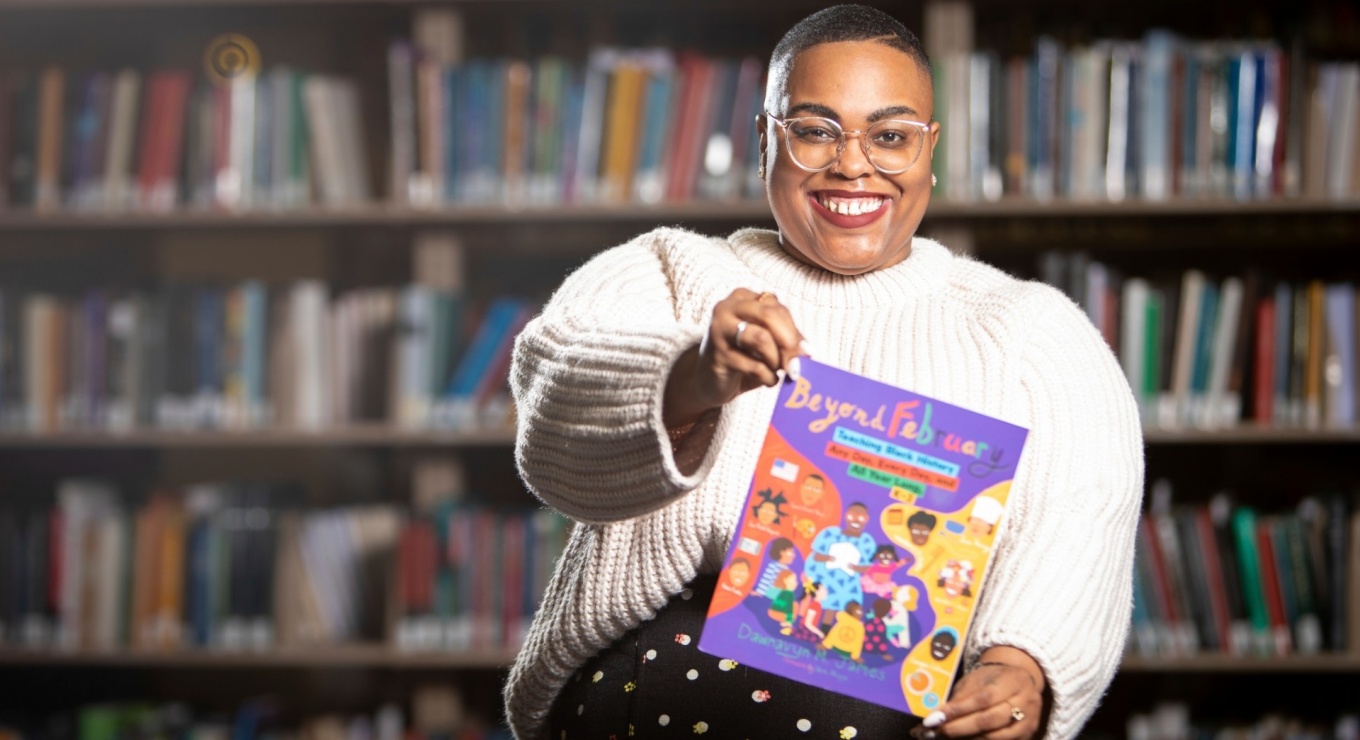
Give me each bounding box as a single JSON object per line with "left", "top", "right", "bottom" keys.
{"left": 783, "top": 117, "right": 924, "bottom": 173}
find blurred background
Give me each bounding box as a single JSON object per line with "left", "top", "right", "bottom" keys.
{"left": 0, "top": 0, "right": 1358, "bottom": 738}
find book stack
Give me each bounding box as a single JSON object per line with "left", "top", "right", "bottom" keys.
{"left": 0, "top": 479, "right": 566, "bottom": 652}
{"left": 926, "top": 3, "right": 1360, "bottom": 202}
{"left": 0, "top": 237, "right": 534, "bottom": 433}
{"left": 389, "top": 11, "right": 766, "bottom": 207}
{"left": 0, "top": 688, "right": 514, "bottom": 740}
{"left": 0, "top": 66, "right": 368, "bottom": 214}
{"left": 1038, "top": 252, "right": 1360, "bottom": 431}
{"left": 393, "top": 504, "right": 569, "bottom": 653}
{"left": 1131, "top": 481, "right": 1360, "bottom": 659}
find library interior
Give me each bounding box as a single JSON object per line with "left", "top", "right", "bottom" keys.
{"left": 0, "top": 0, "right": 1358, "bottom": 738}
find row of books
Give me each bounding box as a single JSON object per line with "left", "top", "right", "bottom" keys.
{"left": 1040, "top": 253, "right": 1360, "bottom": 430}
{"left": 926, "top": 2, "right": 1360, "bottom": 203}
{"left": 0, "top": 478, "right": 566, "bottom": 652}
{"left": 0, "top": 239, "right": 536, "bottom": 432}
{"left": 1130, "top": 481, "right": 1360, "bottom": 658}
{"left": 0, "top": 66, "right": 368, "bottom": 213}
{"left": 388, "top": 34, "right": 765, "bottom": 206}
{"left": 1127, "top": 703, "right": 1360, "bottom": 740}
{"left": 0, "top": 687, "right": 511, "bottom": 740}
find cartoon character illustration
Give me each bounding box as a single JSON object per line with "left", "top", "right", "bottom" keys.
{"left": 765, "top": 569, "right": 799, "bottom": 633}
{"left": 884, "top": 584, "right": 920, "bottom": 648}
{"left": 791, "top": 581, "right": 828, "bottom": 643}
{"left": 905, "top": 510, "right": 947, "bottom": 577}
{"left": 726, "top": 557, "right": 754, "bottom": 590}
{"left": 750, "top": 488, "right": 790, "bottom": 526}
{"left": 937, "top": 559, "right": 975, "bottom": 599}
{"left": 966, "top": 496, "right": 1004, "bottom": 540}
{"left": 804, "top": 503, "right": 876, "bottom": 625}
{"left": 862, "top": 598, "right": 894, "bottom": 660}
{"left": 861, "top": 543, "right": 912, "bottom": 600}
{"left": 928, "top": 627, "right": 959, "bottom": 661}
{"left": 820, "top": 600, "right": 866, "bottom": 662}
{"left": 754, "top": 537, "right": 797, "bottom": 597}
{"left": 793, "top": 518, "right": 818, "bottom": 540}
{"left": 798, "top": 473, "right": 826, "bottom": 507}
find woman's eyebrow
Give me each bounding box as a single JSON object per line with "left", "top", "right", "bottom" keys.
{"left": 786, "top": 102, "right": 839, "bottom": 119}
{"left": 867, "top": 105, "right": 919, "bottom": 121}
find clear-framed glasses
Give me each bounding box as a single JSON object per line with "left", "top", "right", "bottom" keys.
{"left": 765, "top": 111, "right": 931, "bottom": 175}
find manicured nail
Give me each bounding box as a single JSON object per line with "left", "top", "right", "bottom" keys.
{"left": 787, "top": 356, "right": 802, "bottom": 381}
{"left": 799, "top": 339, "right": 817, "bottom": 357}
{"left": 922, "top": 732, "right": 937, "bottom": 739}
{"left": 776, "top": 368, "right": 786, "bottom": 382}
{"left": 923, "top": 711, "right": 946, "bottom": 729}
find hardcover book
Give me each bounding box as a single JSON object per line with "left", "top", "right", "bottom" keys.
{"left": 699, "top": 358, "right": 1029, "bottom": 716}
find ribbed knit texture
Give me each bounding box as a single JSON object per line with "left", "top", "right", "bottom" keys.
{"left": 505, "top": 227, "right": 1144, "bottom": 740}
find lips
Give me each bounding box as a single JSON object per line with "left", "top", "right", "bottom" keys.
{"left": 809, "top": 192, "right": 889, "bottom": 228}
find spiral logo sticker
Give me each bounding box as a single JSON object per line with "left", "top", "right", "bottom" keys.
{"left": 204, "top": 33, "right": 261, "bottom": 85}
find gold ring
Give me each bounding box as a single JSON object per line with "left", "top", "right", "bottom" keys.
{"left": 756, "top": 291, "right": 774, "bottom": 302}
{"left": 734, "top": 320, "right": 749, "bottom": 348}
{"left": 1010, "top": 706, "right": 1025, "bottom": 723}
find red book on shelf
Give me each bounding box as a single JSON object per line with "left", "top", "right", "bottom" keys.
{"left": 1194, "top": 508, "right": 1232, "bottom": 653}
{"left": 1253, "top": 295, "right": 1275, "bottom": 424}
{"left": 1254, "top": 518, "right": 1292, "bottom": 656}
{"left": 1139, "top": 516, "right": 1181, "bottom": 649}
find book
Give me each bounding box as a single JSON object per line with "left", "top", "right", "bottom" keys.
{"left": 699, "top": 358, "right": 1029, "bottom": 716}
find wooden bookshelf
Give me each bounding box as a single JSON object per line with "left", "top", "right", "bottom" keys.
{"left": 0, "top": 197, "right": 1358, "bottom": 232}
{"left": 1118, "top": 654, "right": 1360, "bottom": 673}
{"left": 0, "top": 426, "right": 516, "bottom": 448}
{"left": 0, "top": 645, "right": 518, "bottom": 669}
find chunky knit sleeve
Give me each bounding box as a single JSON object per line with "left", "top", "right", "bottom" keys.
{"left": 511, "top": 230, "right": 722, "bottom": 524}
{"left": 964, "top": 286, "right": 1144, "bottom": 739}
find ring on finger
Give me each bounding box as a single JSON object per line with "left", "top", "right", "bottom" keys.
{"left": 1010, "top": 706, "right": 1025, "bottom": 723}
{"left": 734, "top": 320, "right": 749, "bottom": 349}
{"left": 756, "top": 291, "right": 774, "bottom": 302}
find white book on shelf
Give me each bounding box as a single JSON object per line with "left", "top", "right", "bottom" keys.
{"left": 1165, "top": 270, "right": 1204, "bottom": 428}
{"left": 1325, "top": 64, "right": 1359, "bottom": 199}
{"left": 1204, "top": 276, "right": 1242, "bottom": 429}
{"left": 1253, "top": 45, "right": 1282, "bottom": 200}
{"left": 291, "top": 281, "right": 332, "bottom": 429}
{"left": 56, "top": 479, "right": 119, "bottom": 649}
{"left": 573, "top": 47, "right": 616, "bottom": 204}
{"left": 1139, "top": 30, "right": 1175, "bottom": 201}
{"left": 104, "top": 69, "right": 141, "bottom": 212}
{"left": 92, "top": 514, "right": 126, "bottom": 649}
{"left": 1105, "top": 44, "right": 1133, "bottom": 202}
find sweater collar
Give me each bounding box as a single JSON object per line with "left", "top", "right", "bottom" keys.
{"left": 725, "top": 228, "right": 953, "bottom": 309}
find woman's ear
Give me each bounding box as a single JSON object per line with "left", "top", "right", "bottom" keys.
{"left": 756, "top": 113, "right": 769, "bottom": 179}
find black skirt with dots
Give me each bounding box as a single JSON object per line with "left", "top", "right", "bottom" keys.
{"left": 547, "top": 574, "right": 924, "bottom": 739}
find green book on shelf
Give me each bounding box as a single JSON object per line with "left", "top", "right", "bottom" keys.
{"left": 1230, "top": 507, "right": 1271, "bottom": 654}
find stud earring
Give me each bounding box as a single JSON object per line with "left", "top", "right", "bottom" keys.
{"left": 931, "top": 173, "right": 938, "bottom": 187}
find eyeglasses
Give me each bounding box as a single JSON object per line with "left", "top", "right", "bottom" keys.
{"left": 765, "top": 111, "right": 931, "bottom": 175}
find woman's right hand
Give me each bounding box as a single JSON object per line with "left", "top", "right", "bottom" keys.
{"left": 663, "top": 288, "right": 808, "bottom": 428}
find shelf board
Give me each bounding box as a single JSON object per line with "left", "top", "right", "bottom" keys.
{"left": 0, "top": 425, "right": 1355, "bottom": 448}
{"left": 1118, "top": 653, "right": 1360, "bottom": 673}
{"left": 1, "top": 197, "right": 1358, "bottom": 231}
{"left": 0, "top": 644, "right": 518, "bottom": 669}
{"left": 1141, "top": 425, "right": 1360, "bottom": 444}
{"left": 0, "top": 425, "right": 516, "bottom": 448}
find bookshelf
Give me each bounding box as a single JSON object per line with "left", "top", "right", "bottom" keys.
{"left": 1, "top": 0, "right": 1359, "bottom": 738}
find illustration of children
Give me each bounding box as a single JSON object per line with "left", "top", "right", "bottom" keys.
{"left": 965, "top": 496, "right": 1004, "bottom": 542}
{"left": 861, "top": 543, "right": 912, "bottom": 601}
{"left": 820, "top": 601, "right": 867, "bottom": 662}
{"left": 765, "top": 569, "right": 799, "bottom": 634}
{"left": 862, "top": 598, "right": 894, "bottom": 660}
{"left": 904, "top": 510, "right": 946, "bottom": 577}
{"left": 936, "top": 559, "right": 975, "bottom": 614}
{"left": 791, "top": 581, "right": 828, "bottom": 643}
{"left": 754, "top": 538, "right": 797, "bottom": 597}
{"left": 750, "top": 488, "right": 790, "bottom": 527}
{"left": 884, "top": 584, "right": 920, "bottom": 649}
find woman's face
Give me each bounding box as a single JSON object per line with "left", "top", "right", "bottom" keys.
{"left": 761, "top": 40, "right": 939, "bottom": 275}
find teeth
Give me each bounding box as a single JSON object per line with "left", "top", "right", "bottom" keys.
{"left": 817, "top": 195, "right": 885, "bottom": 216}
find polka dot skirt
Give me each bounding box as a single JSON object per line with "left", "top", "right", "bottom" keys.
{"left": 548, "top": 575, "right": 922, "bottom": 738}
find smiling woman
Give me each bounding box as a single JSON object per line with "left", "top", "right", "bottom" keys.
{"left": 504, "top": 5, "right": 1143, "bottom": 740}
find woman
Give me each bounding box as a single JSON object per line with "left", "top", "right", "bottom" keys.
{"left": 505, "top": 5, "right": 1142, "bottom": 739}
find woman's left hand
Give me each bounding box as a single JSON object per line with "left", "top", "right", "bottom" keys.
{"left": 913, "top": 648, "right": 1046, "bottom": 739}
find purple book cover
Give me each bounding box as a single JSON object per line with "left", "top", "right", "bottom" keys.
{"left": 698, "top": 358, "right": 1029, "bottom": 716}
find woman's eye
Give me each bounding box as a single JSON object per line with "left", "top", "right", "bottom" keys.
{"left": 794, "top": 127, "right": 837, "bottom": 141}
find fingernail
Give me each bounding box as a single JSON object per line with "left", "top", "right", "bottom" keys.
{"left": 799, "top": 339, "right": 817, "bottom": 357}
{"left": 776, "top": 368, "right": 786, "bottom": 382}
{"left": 923, "top": 711, "right": 946, "bottom": 729}
{"left": 922, "top": 732, "right": 937, "bottom": 739}
{"left": 787, "top": 356, "right": 802, "bottom": 381}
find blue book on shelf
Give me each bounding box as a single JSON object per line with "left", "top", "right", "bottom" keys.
{"left": 242, "top": 281, "right": 268, "bottom": 420}
{"left": 461, "top": 60, "right": 487, "bottom": 201}
{"left": 194, "top": 287, "right": 225, "bottom": 407}
{"left": 443, "top": 65, "right": 463, "bottom": 202}
{"left": 444, "top": 297, "right": 534, "bottom": 402}
{"left": 1323, "top": 284, "right": 1356, "bottom": 427}
{"left": 635, "top": 67, "right": 674, "bottom": 202}
{"left": 1190, "top": 280, "right": 1220, "bottom": 418}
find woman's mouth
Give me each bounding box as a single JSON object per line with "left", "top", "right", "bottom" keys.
{"left": 809, "top": 192, "right": 889, "bottom": 228}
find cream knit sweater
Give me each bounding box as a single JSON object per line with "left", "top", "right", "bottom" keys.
{"left": 505, "top": 227, "right": 1144, "bottom": 740}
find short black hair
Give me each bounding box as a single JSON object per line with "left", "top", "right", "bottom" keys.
{"left": 765, "top": 5, "right": 932, "bottom": 113}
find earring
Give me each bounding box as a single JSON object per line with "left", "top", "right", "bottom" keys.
{"left": 758, "top": 160, "right": 767, "bottom": 180}
{"left": 931, "top": 173, "right": 938, "bottom": 187}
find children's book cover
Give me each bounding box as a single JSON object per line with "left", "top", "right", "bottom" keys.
{"left": 698, "top": 358, "right": 1029, "bottom": 716}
